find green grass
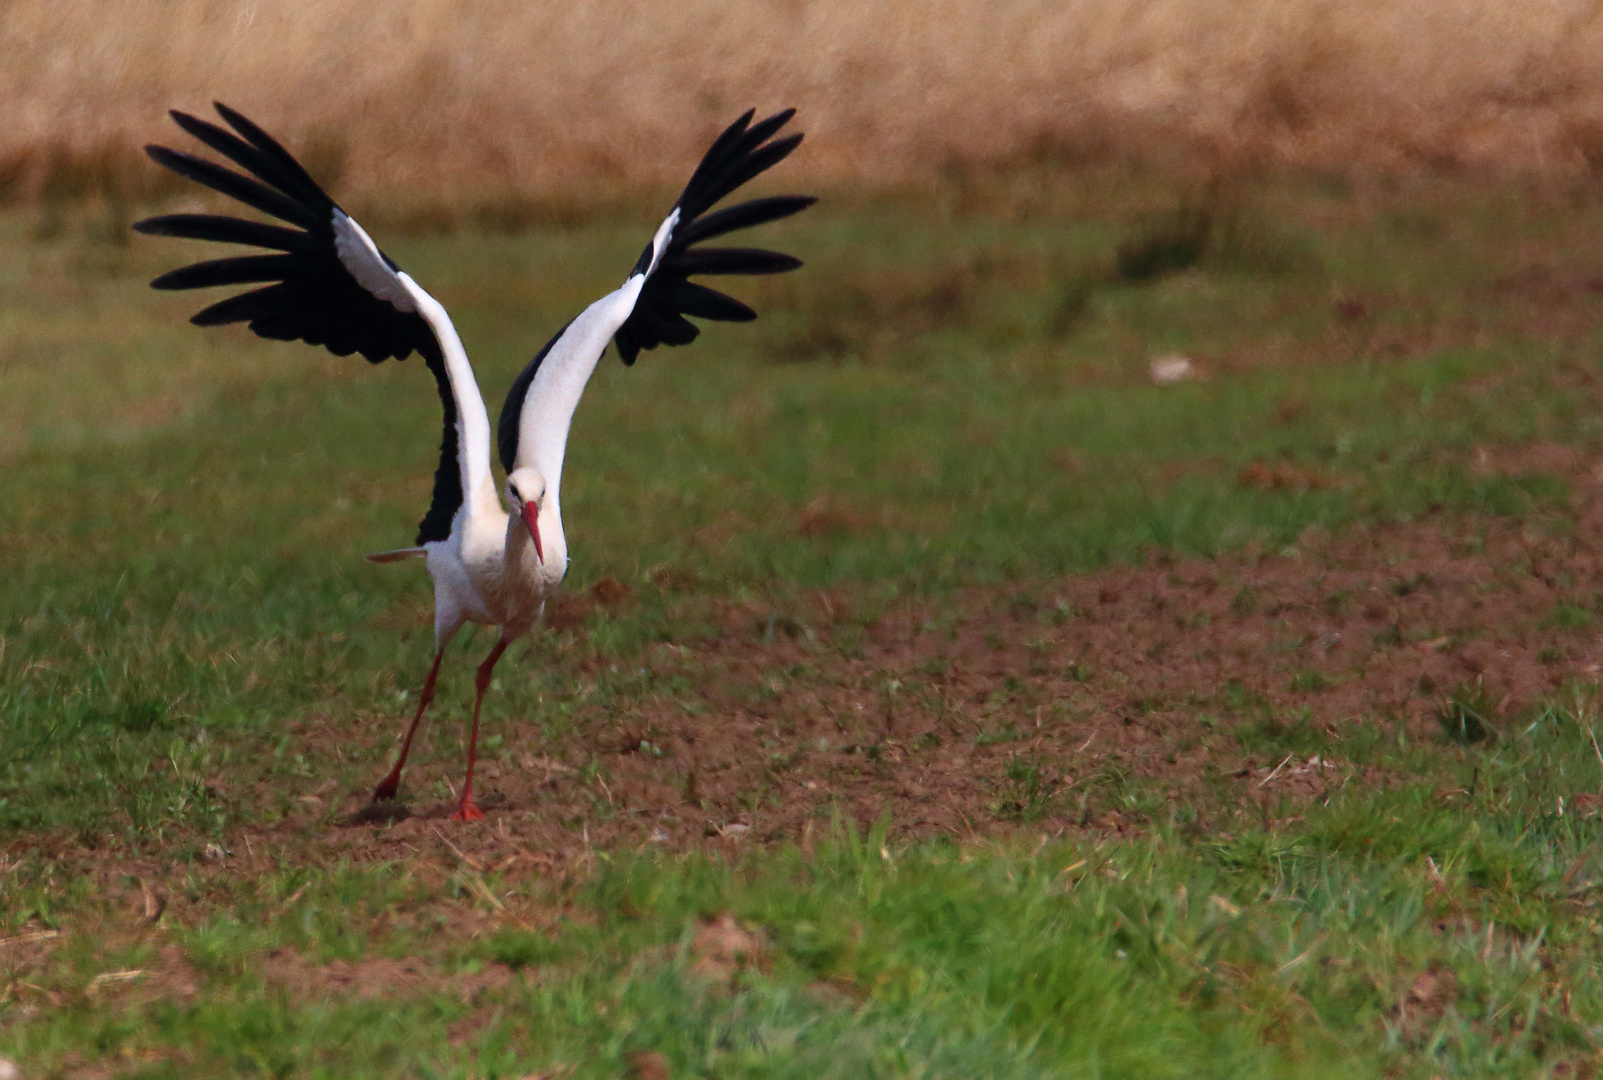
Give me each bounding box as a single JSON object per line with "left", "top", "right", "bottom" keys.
{"left": 8, "top": 700, "right": 1603, "bottom": 1079}
{"left": 6, "top": 170, "right": 1603, "bottom": 1075}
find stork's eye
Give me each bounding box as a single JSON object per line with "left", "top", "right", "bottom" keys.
{"left": 508, "top": 484, "right": 522, "bottom": 501}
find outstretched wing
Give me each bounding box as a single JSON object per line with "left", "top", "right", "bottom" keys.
{"left": 495, "top": 109, "right": 815, "bottom": 478}
{"left": 133, "top": 103, "right": 463, "bottom": 545}
{"left": 612, "top": 108, "right": 815, "bottom": 366}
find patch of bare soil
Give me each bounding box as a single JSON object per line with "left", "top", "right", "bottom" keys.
{"left": 262, "top": 949, "right": 513, "bottom": 1002}
{"left": 201, "top": 440, "right": 1600, "bottom": 877}
{"left": 15, "top": 449, "right": 1603, "bottom": 892}
{"left": 10, "top": 448, "right": 1603, "bottom": 1033}
{"left": 1, "top": 923, "right": 200, "bottom": 1023}
{"left": 688, "top": 913, "right": 766, "bottom": 983}
{"left": 1388, "top": 965, "right": 1463, "bottom": 1044}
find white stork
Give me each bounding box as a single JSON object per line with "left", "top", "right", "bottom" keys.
{"left": 134, "top": 104, "right": 813, "bottom": 821}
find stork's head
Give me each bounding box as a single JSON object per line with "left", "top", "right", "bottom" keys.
{"left": 505, "top": 468, "right": 547, "bottom": 562}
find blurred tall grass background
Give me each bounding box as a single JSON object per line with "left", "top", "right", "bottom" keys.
{"left": 8, "top": 0, "right": 1603, "bottom": 217}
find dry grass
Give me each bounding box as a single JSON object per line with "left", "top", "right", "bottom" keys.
{"left": 7, "top": 0, "right": 1603, "bottom": 211}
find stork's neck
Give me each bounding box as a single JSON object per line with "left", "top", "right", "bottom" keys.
{"left": 514, "top": 278, "right": 646, "bottom": 499}
{"left": 398, "top": 273, "right": 500, "bottom": 516}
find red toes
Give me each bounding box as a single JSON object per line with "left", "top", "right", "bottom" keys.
{"left": 449, "top": 798, "right": 485, "bottom": 823}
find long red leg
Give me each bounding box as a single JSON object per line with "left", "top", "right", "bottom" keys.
{"left": 371, "top": 644, "right": 446, "bottom": 802}
{"left": 450, "top": 636, "right": 509, "bottom": 823}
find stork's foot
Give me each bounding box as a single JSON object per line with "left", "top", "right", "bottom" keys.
{"left": 449, "top": 794, "right": 485, "bottom": 822}
{"left": 371, "top": 775, "right": 402, "bottom": 803}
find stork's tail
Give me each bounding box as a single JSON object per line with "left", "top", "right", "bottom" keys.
{"left": 365, "top": 547, "right": 427, "bottom": 564}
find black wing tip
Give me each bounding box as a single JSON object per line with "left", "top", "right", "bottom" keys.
{"left": 741, "top": 109, "right": 801, "bottom": 156}
{"left": 773, "top": 195, "right": 819, "bottom": 224}
{"left": 142, "top": 144, "right": 206, "bottom": 184}
{"left": 168, "top": 102, "right": 243, "bottom": 130}
{"left": 761, "top": 193, "right": 818, "bottom": 222}
{"left": 720, "top": 107, "right": 795, "bottom": 143}
{"left": 165, "top": 110, "right": 223, "bottom": 147}
{"left": 167, "top": 108, "right": 229, "bottom": 146}
{"left": 754, "top": 131, "right": 805, "bottom": 171}
{"left": 212, "top": 102, "right": 258, "bottom": 140}
{"left": 673, "top": 108, "right": 806, "bottom": 218}
{"left": 717, "top": 109, "right": 757, "bottom": 142}
{"left": 613, "top": 110, "right": 810, "bottom": 360}
{"left": 211, "top": 101, "right": 274, "bottom": 146}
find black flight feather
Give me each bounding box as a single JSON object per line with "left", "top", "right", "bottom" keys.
{"left": 672, "top": 281, "right": 756, "bottom": 322}
{"left": 151, "top": 254, "right": 301, "bottom": 290}
{"left": 416, "top": 350, "right": 462, "bottom": 545}
{"left": 144, "top": 146, "right": 319, "bottom": 229}
{"left": 166, "top": 111, "right": 330, "bottom": 215}
{"left": 673, "top": 248, "right": 801, "bottom": 276}
{"left": 133, "top": 213, "right": 312, "bottom": 253}
{"left": 675, "top": 196, "right": 816, "bottom": 247}
{"left": 133, "top": 103, "right": 461, "bottom": 545}
{"left": 211, "top": 102, "right": 337, "bottom": 212}
{"left": 612, "top": 108, "right": 815, "bottom": 367}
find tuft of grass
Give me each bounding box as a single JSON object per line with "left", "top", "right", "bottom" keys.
{"left": 991, "top": 753, "right": 1059, "bottom": 823}
{"left": 1437, "top": 682, "right": 1498, "bottom": 745}
{"left": 1544, "top": 599, "right": 1593, "bottom": 630}
{"left": 1287, "top": 669, "right": 1331, "bottom": 694}
{"left": 477, "top": 928, "right": 572, "bottom": 970}
{"left": 1229, "top": 584, "right": 1262, "bottom": 616}
{"left": 1235, "top": 711, "right": 1334, "bottom": 758}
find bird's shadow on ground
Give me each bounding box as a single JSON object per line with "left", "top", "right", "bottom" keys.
{"left": 344, "top": 792, "right": 511, "bottom": 827}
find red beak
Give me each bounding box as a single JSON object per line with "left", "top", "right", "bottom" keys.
{"left": 520, "top": 503, "right": 544, "bottom": 562}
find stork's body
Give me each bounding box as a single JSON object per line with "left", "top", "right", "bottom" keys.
{"left": 136, "top": 105, "right": 812, "bottom": 820}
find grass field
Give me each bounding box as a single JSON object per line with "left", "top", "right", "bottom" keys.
{"left": 6, "top": 166, "right": 1603, "bottom": 1076}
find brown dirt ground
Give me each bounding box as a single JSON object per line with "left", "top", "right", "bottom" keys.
{"left": 10, "top": 442, "right": 1603, "bottom": 1036}
{"left": 14, "top": 447, "right": 1603, "bottom": 893}
{"left": 262, "top": 949, "right": 515, "bottom": 1003}
{"left": 205, "top": 438, "right": 1603, "bottom": 876}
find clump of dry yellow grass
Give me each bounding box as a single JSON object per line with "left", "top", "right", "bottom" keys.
{"left": 7, "top": 0, "right": 1603, "bottom": 211}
